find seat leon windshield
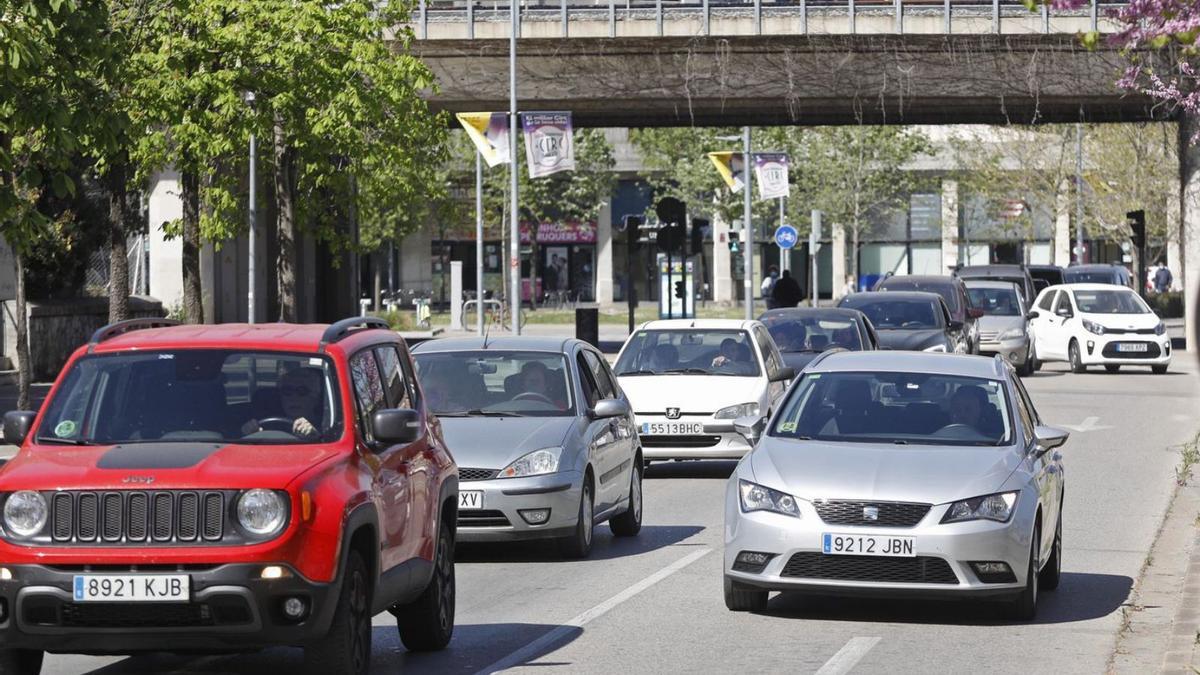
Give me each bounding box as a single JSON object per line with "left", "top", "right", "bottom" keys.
{"left": 770, "top": 371, "right": 1013, "bottom": 446}
{"left": 414, "top": 351, "right": 575, "bottom": 416}
{"left": 38, "top": 350, "right": 343, "bottom": 445}
{"left": 615, "top": 329, "right": 760, "bottom": 377}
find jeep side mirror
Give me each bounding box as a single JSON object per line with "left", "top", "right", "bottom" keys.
{"left": 733, "top": 414, "right": 767, "bottom": 447}
{"left": 3, "top": 411, "right": 37, "bottom": 446}
{"left": 769, "top": 367, "right": 796, "bottom": 383}
{"left": 372, "top": 408, "right": 421, "bottom": 445}
{"left": 591, "top": 399, "right": 630, "bottom": 420}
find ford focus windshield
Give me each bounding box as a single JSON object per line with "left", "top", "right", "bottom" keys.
{"left": 37, "top": 350, "right": 343, "bottom": 445}
{"left": 615, "top": 329, "right": 760, "bottom": 377}
{"left": 414, "top": 351, "right": 575, "bottom": 416}
{"left": 770, "top": 371, "right": 1013, "bottom": 446}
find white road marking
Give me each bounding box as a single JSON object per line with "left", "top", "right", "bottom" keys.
{"left": 814, "top": 637, "right": 882, "bottom": 675}
{"left": 1060, "top": 416, "right": 1113, "bottom": 433}
{"left": 476, "top": 547, "right": 712, "bottom": 674}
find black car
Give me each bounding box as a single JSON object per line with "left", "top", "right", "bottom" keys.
{"left": 836, "top": 291, "right": 967, "bottom": 353}
{"left": 955, "top": 264, "right": 1038, "bottom": 308}
{"left": 873, "top": 274, "right": 983, "bottom": 354}
{"left": 1028, "top": 264, "right": 1066, "bottom": 294}
{"left": 1064, "top": 263, "right": 1133, "bottom": 287}
{"left": 758, "top": 307, "right": 879, "bottom": 372}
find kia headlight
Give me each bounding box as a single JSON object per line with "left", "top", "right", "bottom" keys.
{"left": 3, "top": 491, "right": 47, "bottom": 538}
{"left": 998, "top": 328, "right": 1025, "bottom": 341}
{"left": 738, "top": 480, "right": 801, "bottom": 518}
{"left": 1082, "top": 318, "right": 1106, "bottom": 335}
{"left": 715, "top": 402, "right": 760, "bottom": 420}
{"left": 499, "top": 447, "right": 561, "bottom": 478}
{"left": 237, "top": 489, "right": 287, "bottom": 536}
{"left": 940, "top": 491, "right": 1018, "bottom": 524}
{"left": 1155, "top": 321, "right": 1166, "bottom": 336}
{"left": 923, "top": 344, "right": 948, "bottom": 353}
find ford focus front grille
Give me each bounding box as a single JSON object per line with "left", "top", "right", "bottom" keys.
{"left": 47, "top": 490, "right": 227, "bottom": 545}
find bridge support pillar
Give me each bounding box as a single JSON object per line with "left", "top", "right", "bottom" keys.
{"left": 940, "top": 179, "right": 959, "bottom": 273}
{"left": 1181, "top": 113, "right": 1200, "bottom": 350}
{"left": 1168, "top": 177, "right": 1183, "bottom": 291}
{"left": 712, "top": 211, "right": 734, "bottom": 304}
{"left": 597, "top": 198, "right": 614, "bottom": 307}
{"left": 1054, "top": 180, "right": 1071, "bottom": 268}
{"left": 831, "top": 222, "right": 846, "bottom": 297}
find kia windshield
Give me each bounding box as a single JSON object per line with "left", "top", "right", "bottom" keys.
{"left": 1074, "top": 289, "right": 1150, "bottom": 314}
{"left": 770, "top": 371, "right": 1013, "bottom": 446}
{"left": 615, "top": 329, "right": 760, "bottom": 377}
{"left": 37, "top": 350, "right": 343, "bottom": 445}
{"left": 413, "top": 351, "right": 575, "bottom": 416}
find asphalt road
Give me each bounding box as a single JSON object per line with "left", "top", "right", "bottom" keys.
{"left": 45, "top": 356, "right": 1200, "bottom": 675}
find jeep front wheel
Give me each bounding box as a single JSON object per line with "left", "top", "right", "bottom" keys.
{"left": 395, "top": 518, "right": 456, "bottom": 651}
{"left": 0, "top": 648, "right": 43, "bottom": 675}
{"left": 305, "top": 550, "right": 372, "bottom": 675}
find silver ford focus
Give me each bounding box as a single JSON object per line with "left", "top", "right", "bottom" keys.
{"left": 412, "top": 337, "right": 643, "bottom": 558}
{"left": 720, "top": 351, "right": 1068, "bottom": 620}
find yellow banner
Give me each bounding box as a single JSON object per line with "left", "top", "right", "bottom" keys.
{"left": 707, "top": 151, "right": 744, "bottom": 192}
{"left": 456, "top": 112, "right": 510, "bottom": 167}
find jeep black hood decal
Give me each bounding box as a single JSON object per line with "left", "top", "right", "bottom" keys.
{"left": 96, "top": 443, "right": 227, "bottom": 470}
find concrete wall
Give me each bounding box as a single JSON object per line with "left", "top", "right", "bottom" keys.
{"left": 2, "top": 297, "right": 164, "bottom": 381}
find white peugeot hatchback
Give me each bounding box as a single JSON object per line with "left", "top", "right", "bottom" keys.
{"left": 614, "top": 319, "right": 795, "bottom": 464}
{"left": 1027, "top": 283, "right": 1171, "bottom": 374}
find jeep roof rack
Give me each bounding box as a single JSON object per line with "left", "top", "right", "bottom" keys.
{"left": 87, "top": 318, "right": 182, "bottom": 353}
{"left": 319, "top": 316, "right": 391, "bottom": 351}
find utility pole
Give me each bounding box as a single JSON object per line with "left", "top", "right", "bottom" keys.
{"left": 1075, "top": 122, "right": 1085, "bottom": 264}
{"left": 509, "top": 0, "right": 521, "bottom": 334}
{"left": 245, "top": 91, "right": 257, "bottom": 324}
{"left": 743, "top": 126, "right": 753, "bottom": 321}
{"left": 476, "top": 152, "right": 485, "bottom": 335}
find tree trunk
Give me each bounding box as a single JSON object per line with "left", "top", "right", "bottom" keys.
{"left": 274, "top": 111, "right": 297, "bottom": 322}
{"left": 181, "top": 169, "right": 203, "bottom": 324}
{"left": 851, "top": 224, "right": 860, "bottom": 282}
{"left": 107, "top": 165, "right": 131, "bottom": 323}
{"left": 14, "top": 250, "right": 30, "bottom": 411}
{"left": 372, "top": 251, "right": 383, "bottom": 312}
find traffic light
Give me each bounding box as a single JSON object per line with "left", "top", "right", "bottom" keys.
{"left": 656, "top": 197, "right": 687, "bottom": 254}
{"left": 674, "top": 280, "right": 686, "bottom": 299}
{"left": 1127, "top": 210, "right": 1146, "bottom": 250}
{"left": 691, "top": 218, "right": 709, "bottom": 256}
{"left": 728, "top": 231, "right": 741, "bottom": 253}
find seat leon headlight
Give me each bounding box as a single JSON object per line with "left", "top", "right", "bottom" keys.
{"left": 738, "top": 480, "right": 801, "bottom": 518}
{"left": 941, "top": 491, "right": 1018, "bottom": 524}
{"left": 715, "top": 402, "right": 760, "bottom": 420}
{"left": 499, "top": 447, "right": 562, "bottom": 478}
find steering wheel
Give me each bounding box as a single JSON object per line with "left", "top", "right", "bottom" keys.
{"left": 933, "top": 423, "right": 978, "bottom": 436}
{"left": 513, "top": 392, "right": 554, "bottom": 404}
{"left": 255, "top": 417, "right": 294, "bottom": 432}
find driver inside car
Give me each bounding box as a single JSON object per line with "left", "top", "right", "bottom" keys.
{"left": 947, "top": 385, "right": 1002, "bottom": 438}
{"left": 242, "top": 367, "right": 325, "bottom": 439}
{"left": 711, "top": 338, "right": 753, "bottom": 374}
{"left": 518, "top": 361, "right": 567, "bottom": 409}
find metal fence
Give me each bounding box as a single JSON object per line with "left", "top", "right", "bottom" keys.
{"left": 413, "top": 0, "right": 1117, "bottom": 38}
{"left": 83, "top": 235, "right": 151, "bottom": 297}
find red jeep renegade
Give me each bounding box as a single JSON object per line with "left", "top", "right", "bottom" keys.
{"left": 0, "top": 317, "right": 458, "bottom": 674}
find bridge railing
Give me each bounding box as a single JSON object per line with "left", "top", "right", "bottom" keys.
{"left": 410, "top": 0, "right": 1124, "bottom": 39}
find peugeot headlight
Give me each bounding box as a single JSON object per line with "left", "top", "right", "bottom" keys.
{"left": 715, "top": 402, "right": 760, "bottom": 420}
{"left": 923, "top": 344, "right": 948, "bottom": 353}
{"left": 3, "top": 491, "right": 47, "bottom": 538}
{"left": 1155, "top": 321, "right": 1167, "bottom": 336}
{"left": 499, "top": 447, "right": 561, "bottom": 478}
{"left": 237, "top": 489, "right": 287, "bottom": 536}
{"left": 998, "top": 328, "right": 1025, "bottom": 341}
{"left": 941, "top": 491, "right": 1018, "bottom": 524}
{"left": 1082, "top": 318, "right": 1106, "bottom": 335}
{"left": 738, "top": 480, "right": 801, "bottom": 518}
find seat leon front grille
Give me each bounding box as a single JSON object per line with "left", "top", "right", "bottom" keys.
{"left": 781, "top": 553, "right": 959, "bottom": 585}
{"left": 813, "top": 500, "right": 932, "bottom": 528}
{"left": 47, "top": 490, "right": 228, "bottom": 545}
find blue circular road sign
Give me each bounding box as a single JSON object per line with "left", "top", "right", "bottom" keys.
{"left": 774, "top": 225, "right": 799, "bottom": 250}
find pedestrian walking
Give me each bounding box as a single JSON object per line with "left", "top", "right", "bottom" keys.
{"left": 761, "top": 265, "right": 779, "bottom": 309}
{"left": 1154, "top": 263, "right": 1173, "bottom": 294}
{"left": 771, "top": 269, "right": 803, "bottom": 308}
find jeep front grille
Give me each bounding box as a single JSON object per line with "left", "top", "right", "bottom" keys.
{"left": 48, "top": 490, "right": 227, "bottom": 545}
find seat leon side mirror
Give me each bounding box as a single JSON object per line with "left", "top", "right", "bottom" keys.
{"left": 1034, "top": 425, "right": 1070, "bottom": 455}
{"left": 372, "top": 408, "right": 421, "bottom": 445}
{"left": 733, "top": 415, "right": 767, "bottom": 447}
{"left": 3, "top": 411, "right": 37, "bottom": 446}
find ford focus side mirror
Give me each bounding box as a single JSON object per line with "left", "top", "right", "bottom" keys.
{"left": 1034, "top": 425, "right": 1070, "bottom": 454}
{"left": 2, "top": 411, "right": 36, "bottom": 446}
{"left": 591, "top": 399, "right": 630, "bottom": 419}
{"left": 769, "top": 367, "right": 796, "bottom": 383}
{"left": 733, "top": 415, "right": 767, "bottom": 447}
{"left": 372, "top": 408, "right": 421, "bottom": 445}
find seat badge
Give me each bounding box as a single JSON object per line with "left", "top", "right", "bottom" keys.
{"left": 863, "top": 506, "right": 879, "bottom": 521}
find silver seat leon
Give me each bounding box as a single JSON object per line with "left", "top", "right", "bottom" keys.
{"left": 721, "top": 351, "right": 1068, "bottom": 620}
{"left": 412, "top": 337, "right": 643, "bottom": 558}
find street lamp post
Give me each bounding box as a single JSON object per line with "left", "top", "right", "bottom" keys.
{"left": 509, "top": 0, "right": 521, "bottom": 334}
{"left": 742, "top": 126, "right": 753, "bottom": 321}
{"left": 245, "top": 91, "right": 257, "bottom": 324}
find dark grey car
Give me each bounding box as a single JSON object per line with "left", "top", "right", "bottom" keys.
{"left": 411, "top": 336, "right": 643, "bottom": 558}
{"left": 757, "top": 307, "right": 879, "bottom": 373}
{"left": 837, "top": 291, "right": 967, "bottom": 353}
{"left": 874, "top": 275, "right": 983, "bottom": 354}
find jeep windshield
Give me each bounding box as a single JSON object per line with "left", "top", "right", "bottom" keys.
{"left": 37, "top": 350, "right": 343, "bottom": 445}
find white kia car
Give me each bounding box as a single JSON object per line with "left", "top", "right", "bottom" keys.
{"left": 1027, "top": 283, "right": 1171, "bottom": 373}
{"left": 614, "top": 319, "right": 795, "bottom": 463}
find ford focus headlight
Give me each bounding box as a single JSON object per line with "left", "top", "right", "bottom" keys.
{"left": 998, "top": 328, "right": 1024, "bottom": 341}
{"left": 3, "top": 491, "right": 47, "bottom": 538}
{"left": 1082, "top": 318, "right": 1107, "bottom": 335}
{"left": 715, "top": 402, "right": 760, "bottom": 420}
{"left": 499, "top": 447, "right": 561, "bottom": 478}
{"left": 237, "top": 489, "right": 287, "bottom": 536}
{"left": 923, "top": 344, "right": 948, "bottom": 353}
{"left": 738, "top": 480, "right": 801, "bottom": 518}
{"left": 941, "top": 491, "right": 1018, "bottom": 524}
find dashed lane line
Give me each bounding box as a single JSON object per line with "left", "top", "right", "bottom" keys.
{"left": 814, "top": 637, "right": 882, "bottom": 675}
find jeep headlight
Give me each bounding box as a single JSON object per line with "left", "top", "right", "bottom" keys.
{"left": 499, "top": 447, "right": 561, "bottom": 478}
{"left": 3, "top": 491, "right": 47, "bottom": 538}
{"left": 715, "top": 402, "right": 760, "bottom": 420}
{"left": 998, "top": 328, "right": 1024, "bottom": 341}
{"left": 237, "top": 489, "right": 287, "bottom": 536}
